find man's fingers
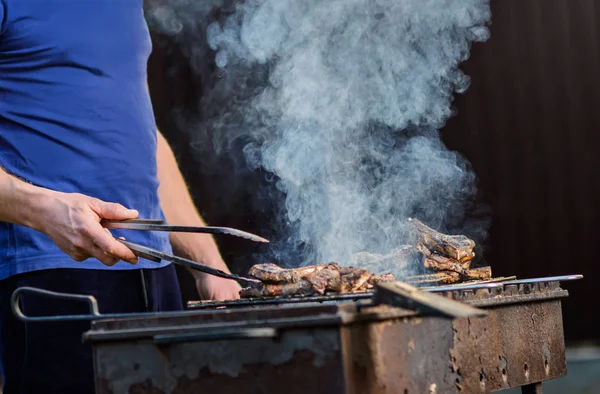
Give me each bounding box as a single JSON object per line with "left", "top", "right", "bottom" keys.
{"left": 71, "top": 249, "right": 90, "bottom": 262}
{"left": 89, "top": 199, "right": 138, "bottom": 221}
{"left": 90, "top": 244, "right": 119, "bottom": 267}
{"left": 90, "top": 227, "right": 139, "bottom": 264}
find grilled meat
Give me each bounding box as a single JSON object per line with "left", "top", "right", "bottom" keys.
{"left": 423, "top": 256, "right": 467, "bottom": 274}
{"left": 240, "top": 219, "right": 486, "bottom": 297}
{"left": 410, "top": 218, "right": 480, "bottom": 283}
{"left": 409, "top": 218, "right": 475, "bottom": 261}
{"left": 462, "top": 266, "right": 492, "bottom": 281}
{"left": 239, "top": 281, "right": 314, "bottom": 298}
{"left": 406, "top": 266, "right": 492, "bottom": 285}
{"left": 406, "top": 271, "right": 463, "bottom": 285}
{"left": 338, "top": 267, "right": 372, "bottom": 292}
{"left": 247, "top": 263, "right": 327, "bottom": 283}
{"left": 370, "top": 272, "right": 395, "bottom": 283}
{"left": 241, "top": 262, "right": 394, "bottom": 298}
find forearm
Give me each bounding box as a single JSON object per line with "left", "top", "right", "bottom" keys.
{"left": 156, "top": 131, "right": 231, "bottom": 273}
{"left": 0, "top": 168, "right": 50, "bottom": 231}
{"left": 0, "top": 167, "right": 140, "bottom": 264}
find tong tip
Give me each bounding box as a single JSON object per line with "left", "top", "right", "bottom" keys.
{"left": 232, "top": 230, "right": 270, "bottom": 244}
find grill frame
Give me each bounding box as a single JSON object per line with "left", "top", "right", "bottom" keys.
{"left": 85, "top": 280, "right": 570, "bottom": 394}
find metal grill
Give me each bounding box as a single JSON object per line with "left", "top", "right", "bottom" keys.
{"left": 186, "top": 275, "right": 578, "bottom": 310}
{"left": 80, "top": 276, "right": 579, "bottom": 394}
{"left": 9, "top": 274, "right": 582, "bottom": 393}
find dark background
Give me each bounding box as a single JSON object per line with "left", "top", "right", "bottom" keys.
{"left": 147, "top": 0, "right": 598, "bottom": 343}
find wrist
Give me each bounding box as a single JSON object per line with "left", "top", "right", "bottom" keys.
{"left": 16, "top": 181, "right": 57, "bottom": 232}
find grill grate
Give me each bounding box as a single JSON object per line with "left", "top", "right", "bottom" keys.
{"left": 187, "top": 274, "right": 581, "bottom": 310}
{"left": 187, "top": 292, "right": 373, "bottom": 310}
{"left": 186, "top": 276, "right": 521, "bottom": 310}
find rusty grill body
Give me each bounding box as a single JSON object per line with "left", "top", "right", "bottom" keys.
{"left": 84, "top": 280, "right": 568, "bottom": 394}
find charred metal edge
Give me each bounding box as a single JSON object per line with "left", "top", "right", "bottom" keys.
{"left": 84, "top": 282, "right": 569, "bottom": 344}
{"left": 187, "top": 280, "right": 569, "bottom": 310}
{"left": 83, "top": 314, "right": 350, "bottom": 343}
{"left": 187, "top": 292, "right": 373, "bottom": 310}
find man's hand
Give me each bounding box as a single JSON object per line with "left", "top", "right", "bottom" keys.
{"left": 37, "top": 192, "right": 140, "bottom": 266}
{"left": 194, "top": 273, "right": 242, "bottom": 301}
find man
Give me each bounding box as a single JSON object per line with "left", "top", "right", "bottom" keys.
{"left": 0, "top": 0, "right": 241, "bottom": 392}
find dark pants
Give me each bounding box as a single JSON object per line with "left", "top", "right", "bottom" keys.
{"left": 0, "top": 265, "right": 183, "bottom": 394}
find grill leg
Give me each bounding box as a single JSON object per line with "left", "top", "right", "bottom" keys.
{"left": 521, "top": 382, "right": 543, "bottom": 394}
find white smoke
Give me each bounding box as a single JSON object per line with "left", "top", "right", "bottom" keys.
{"left": 147, "top": 0, "right": 492, "bottom": 272}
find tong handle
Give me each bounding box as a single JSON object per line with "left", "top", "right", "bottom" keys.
{"left": 115, "top": 238, "right": 162, "bottom": 263}
{"left": 127, "top": 248, "right": 162, "bottom": 263}
{"left": 101, "top": 219, "right": 270, "bottom": 244}
{"left": 101, "top": 219, "right": 165, "bottom": 225}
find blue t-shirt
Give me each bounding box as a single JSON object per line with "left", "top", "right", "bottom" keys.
{"left": 0, "top": 0, "right": 172, "bottom": 279}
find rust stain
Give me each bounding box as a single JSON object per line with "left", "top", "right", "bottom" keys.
{"left": 479, "top": 368, "right": 487, "bottom": 392}
{"left": 350, "top": 321, "right": 390, "bottom": 392}
{"left": 542, "top": 343, "right": 551, "bottom": 376}
{"left": 499, "top": 355, "right": 508, "bottom": 386}
{"left": 449, "top": 300, "right": 566, "bottom": 392}
{"left": 171, "top": 350, "right": 345, "bottom": 394}
{"left": 95, "top": 330, "right": 341, "bottom": 393}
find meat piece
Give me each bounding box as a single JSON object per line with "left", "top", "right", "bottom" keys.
{"left": 459, "top": 252, "right": 475, "bottom": 264}
{"left": 423, "top": 257, "right": 467, "bottom": 274}
{"left": 406, "top": 266, "right": 493, "bottom": 285}
{"left": 339, "top": 268, "right": 372, "bottom": 292}
{"left": 305, "top": 263, "right": 342, "bottom": 294}
{"left": 247, "top": 263, "right": 327, "bottom": 283}
{"left": 362, "top": 272, "right": 395, "bottom": 290}
{"left": 239, "top": 281, "right": 314, "bottom": 298}
{"left": 240, "top": 263, "right": 393, "bottom": 298}
{"left": 409, "top": 218, "right": 475, "bottom": 261}
{"left": 369, "top": 272, "right": 395, "bottom": 283}
{"left": 463, "top": 266, "right": 492, "bottom": 281}
{"left": 424, "top": 253, "right": 465, "bottom": 270}
{"left": 417, "top": 243, "right": 470, "bottom": 273}
{"left": 406, "top": 271, "right": 462, "bottom": 285}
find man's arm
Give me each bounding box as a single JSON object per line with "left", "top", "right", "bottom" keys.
{"left": 156, "top": 131, "right": 242, "bottom": 300}
{"left": 0, "top": 169, "right": 140, "bottom": 265}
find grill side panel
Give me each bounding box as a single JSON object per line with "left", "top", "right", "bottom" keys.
{"left": 94, "top": 329, "right": 346, "bottom": 394}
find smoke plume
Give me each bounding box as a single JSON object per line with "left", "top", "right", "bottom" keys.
{"left": 146, "top": 0, "right": 492, "bottom": 275}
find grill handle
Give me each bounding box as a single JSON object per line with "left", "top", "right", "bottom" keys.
{"left": 11, "top": 286, "right": 200, "bottom": 323}
{"left": 11, "top": 286, "right": 101, "bottom": 322}
{"left": 11, "top": 287, "right": 279, "bottom": 344}
{"left": 153, "top": 327, "right": 278, "bottom": 345}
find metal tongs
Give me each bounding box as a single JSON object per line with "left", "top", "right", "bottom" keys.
{"left": 102, "top": 219, "right": 269, "bottom": 243}
{"left": 101, "top": 219, "right": 266, "bottom": 285}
